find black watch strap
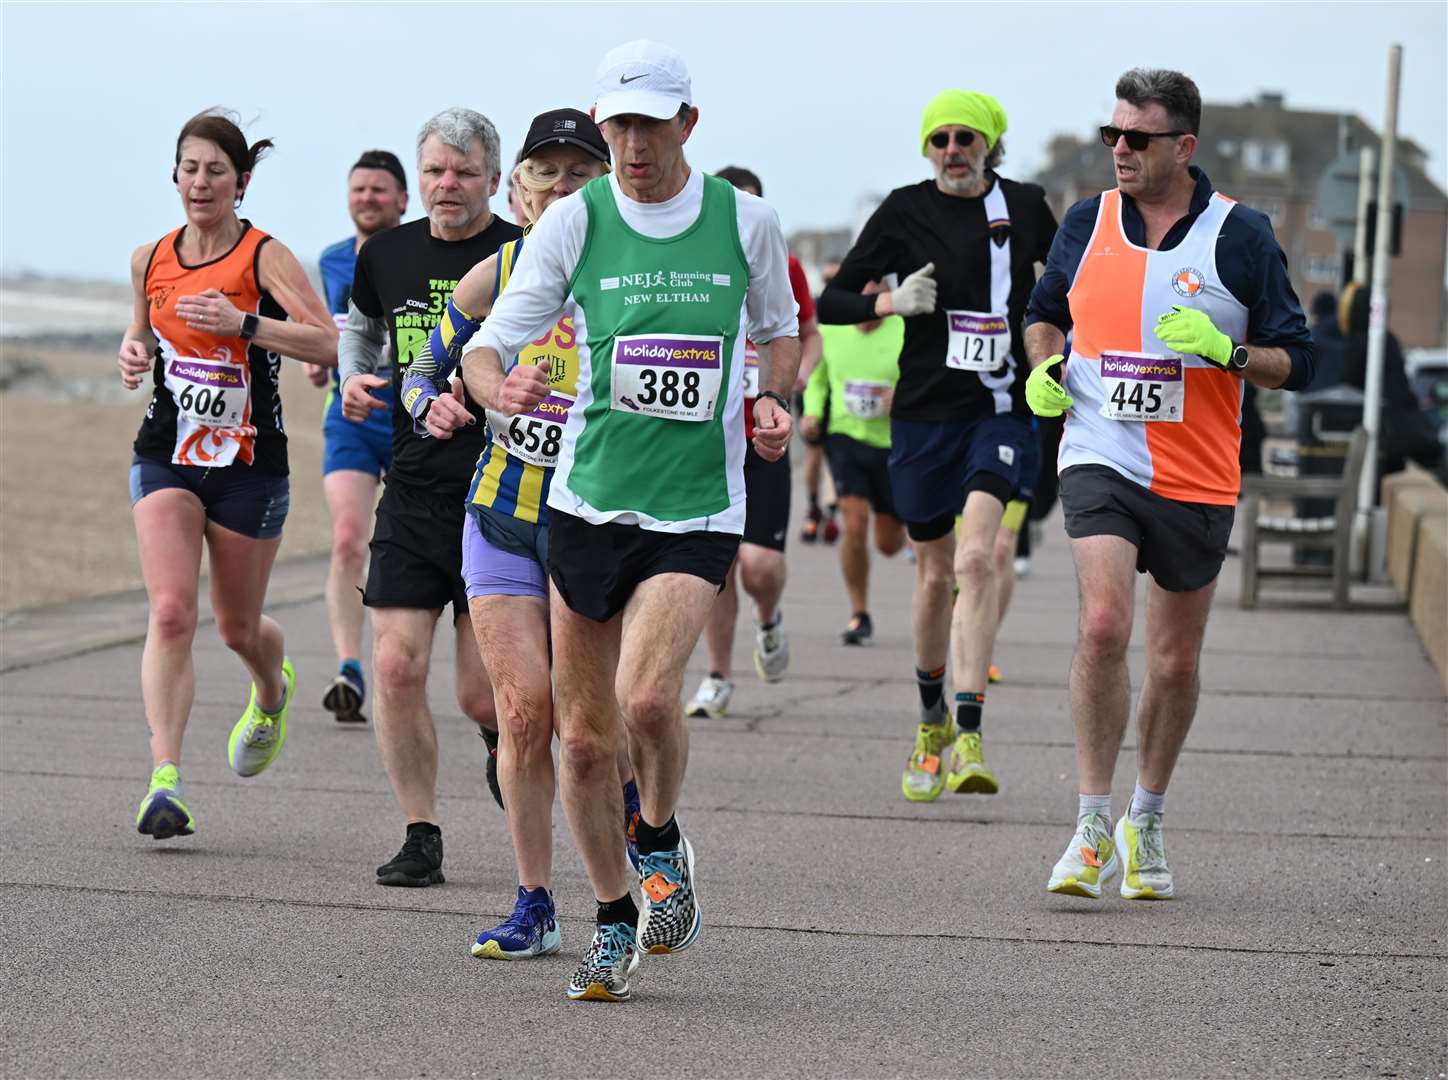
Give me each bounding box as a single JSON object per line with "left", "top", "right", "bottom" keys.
{"left": 756, "top": 390, "right": 790, "bottom": 411}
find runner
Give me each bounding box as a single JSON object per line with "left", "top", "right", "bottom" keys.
{"left": 338, "top": 107, "right": 521, "bottom": 886}
{"left": 1025, "top": 68, "right": 1313, "bottom": 900}
{"left": 982, "top": 420, "right": 1041, "bottom": 683}
{"left": 684, "top": 165, "right": 821, "bottom": 719}
{"left": 804, "top": 280, "right": 906, "bottom": 644}
{"left": 120, "top": 109, "right": 337, "bottom": 839}
{"left": 817, "top": 89, "right": 1057, "bottom": 802}
{"left": 800, "top": 260, "right": 840, "bottom": 545}
{"left": 399, "top": 108, "right": 641, "bottom": 957}
{"left": 306, "top": 150, "right": 409, "bottom": 724}
{"left": 464, "top": 40, "right": 801, "bottom": 1001}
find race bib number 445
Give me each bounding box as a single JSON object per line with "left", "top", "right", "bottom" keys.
{"left": 611, "top": 334, "right": 722, "bottom": 422}
{"left": 1099, "top": 351, "right": 1184, "bottom": 423}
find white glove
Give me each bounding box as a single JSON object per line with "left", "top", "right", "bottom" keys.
{"left": 891, "top": 262, "right": 937, "bottom": 317}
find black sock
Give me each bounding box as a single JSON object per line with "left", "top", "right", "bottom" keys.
{"left": 916, "top": 666, "right": 946, "bottom": 711}
{"left": 809, "top": 493, "right": 820, "bottom": 512}
{"left": 596, "top": 893, "right": 639, "bottom": 927}
{"left": 708, "top": 670, "right": 725, "bottom": 680}
{"left": 955, "top": 691, "right": 985, "bottom": 732}
{"left": 406, "top": 821, "right": 441, "bottom": 836}
{"left": 635, "top": 814, "right": 681, "bottom": 855}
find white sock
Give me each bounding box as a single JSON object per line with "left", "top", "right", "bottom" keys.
{"left": 1078, "top": 793, "right": 1112, "bottom": 824}
{"left": 1131, "top": 781, "right": 1166, "bottom": 819}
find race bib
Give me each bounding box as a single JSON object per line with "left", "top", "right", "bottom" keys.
{"left": 486, "top": 393, "right": 572, "bottom": 469}
{"left": 165, "top": 355, "right": 251, "bottom": 467}
{"left": 843, "top": 379, "right": 891, "bottom": 419}
{"left": 611, "top": 334, "right": 722, "bottom": 422}
{"left": 1098, "top": 351, "right": 1184, "bottom": 423}
{"left": 741, "top": 341, "right": 760, "bottom": 399}
{"left": 946, "top": 311, "right": 1011, "bottom": 372}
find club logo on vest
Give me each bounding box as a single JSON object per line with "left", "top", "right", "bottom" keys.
{"left": 1172, "top": 267, "right": 1205, "bottom": 297}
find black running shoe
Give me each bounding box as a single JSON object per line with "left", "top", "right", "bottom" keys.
{"left": 376, "top": 826, "right": 444, "bottom": 887}
{"left": 841, "top": 611, "right": 873, "bottom": 645}
{"left": 479, "top": 727, "right": 504, "bottom": 810}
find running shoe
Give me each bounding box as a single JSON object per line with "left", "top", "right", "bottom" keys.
{"left": 901, "top": 719, "right": 953, "bottom": 802}
{"left": 822, "top": 513, "right": 839, "bottom": 544}
{"left": 754, "top": 614, "right": 789, "bottom": 682}
{"left": 472, "top": 885, "right": 561, "bottom": 960}
{"left": 623, "top": 779, "right": 641, "bottom": 873}
{"left": 800, "top": 505, "right": 822, "bottom": 543}
{"left": 637, "top": 834, "right": 701, "bottom": 954}
{"left": 479, "top": 726, "right": 504, "bottom": 810}
{"left": 987, "top": 663, "right": 1003, "bottom": 684}
{"left": 686, "top": 675, "right": 734, "bottom": 719}
{"left": 1115, "top": 811, "right": 1174, "bottom": 900}
{"left": 841, "top": 612, "right": 873, "bottom": 646}
{"left": 135, "top": 762, "right": 195, "bottom": 840}
{"left": 228, "top": 657, "right": 295, "bottom": 778}
{"left": 1047, "top": 813, "right": 1120, "bottom": 898}
{"left": 946, "top": 731, "right": 999, "bottom": 794}
{"left": 322, "top": 661, "right": 367, "bottom": 724}
{"left": 1013, "top": 556, "right": 1032, "bottom": 578}
{"left": 376, "top": 826, "right": 445, "bottom": 887}
{"left": 567, "top": 921, "right": 640, "bottom": 1002}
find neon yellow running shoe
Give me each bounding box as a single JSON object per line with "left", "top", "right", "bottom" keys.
{"left": 946, "top": 731, "right": 999, "bottom": 794}
{"left": 135, "top": 762, "right": 195, "bottom": 840}
{"left": 228, "top": 657, "right": 295, "bottom": 778}
{"left": 901, "top": 721, "right": 953, "bottom": 802}
{"left": 987, "top": 664, "right": 1002, "bottom": 684}
{"left": 1047, "top": 813, "right": 1119, "bottom": 898}
{"left": 1115, "top": 812, "right": 1175, "bottom": 900}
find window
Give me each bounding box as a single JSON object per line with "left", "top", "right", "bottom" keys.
{"left": 1243, "top": 138, "right": 1290, "bottom": 174}
{"left": 1305, "top": 255, "right": 1340, "bottom": 284}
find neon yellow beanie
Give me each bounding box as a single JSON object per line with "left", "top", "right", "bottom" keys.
{"left": 920, "top": 90, "right": 1008, "bottom": 154}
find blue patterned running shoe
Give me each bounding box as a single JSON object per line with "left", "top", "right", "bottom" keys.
{"left": 623, "top": 779, "right": 641, "bottom": 873}
{"left": 472, "top": 885, "right": 561, "bottom": 960}
{"left": 566, "top": 922, "right": 639, "bottom": 1002}
{"left": 637, "top": 835, "right": 701, "bottom": 955}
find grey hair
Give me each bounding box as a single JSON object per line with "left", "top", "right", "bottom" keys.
{"left": 1114, "top": 68, "right": 1201, "bottom": 135}
{"left": 985, "top": 137, "right": 1005, "bottom": 171}
{"left": 416, "top": 107, "right": 501, "bottom": 174}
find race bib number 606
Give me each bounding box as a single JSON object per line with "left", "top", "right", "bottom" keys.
{"left": 611, "top": 334, "right": 723, "bottom": 422}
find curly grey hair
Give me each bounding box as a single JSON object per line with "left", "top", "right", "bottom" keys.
{"left": 416, "top": 107, "right": 501, "bottom": 174}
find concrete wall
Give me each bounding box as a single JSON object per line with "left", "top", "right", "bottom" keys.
{"left": 1383, "top": 466, "right": 1448, "bottom": 690}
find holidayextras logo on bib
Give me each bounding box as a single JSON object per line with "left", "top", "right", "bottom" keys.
{"left": 168, "top": 358, "right": 244, "bottom": 388}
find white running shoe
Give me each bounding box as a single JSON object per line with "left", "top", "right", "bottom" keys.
{"left": 754, "top": 614, "right": 789, "bottom": 683}
{"left": 1115, "top": 811, "right": 1175, "bottom": 900}
{"left": 1047, "top": 813, "right": 1120, "bottom": 899}
{"left": 686, "top": 675, "right": 734, "bottom": 719}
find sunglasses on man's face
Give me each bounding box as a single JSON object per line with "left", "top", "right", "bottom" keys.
{"left": 930, "top": 129, "right": 977, "bottom": 150}
{"left": 1100, "top": 125, "right": 1186, "bottom": 152}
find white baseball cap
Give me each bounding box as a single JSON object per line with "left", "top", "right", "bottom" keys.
{"left": 593, "top": 39, "right": 692, "bottom": 124}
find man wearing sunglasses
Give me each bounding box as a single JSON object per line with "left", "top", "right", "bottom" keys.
{"left": 818, "top": 89, "right": 1058, "bottom": 806}
{"left": 1024, "top": 68, "right": 1314, "bottom": 902}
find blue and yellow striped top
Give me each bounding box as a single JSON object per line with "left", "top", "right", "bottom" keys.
{"left": 466, "top": 235, "right": 580, "bottom": 524}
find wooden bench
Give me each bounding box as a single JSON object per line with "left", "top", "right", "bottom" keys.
{"left": 1239, "top": 428, "right": 1368, "bottom": 608}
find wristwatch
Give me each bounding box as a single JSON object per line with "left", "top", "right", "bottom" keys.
{"left": 1226, "top": 343, "right": 1249, "bottom": 372}
{"left": 239, "top": 312, "right": 260, "bottom": 340}
{"left": 756, "top": 390, "right": 790, "bottom": 411}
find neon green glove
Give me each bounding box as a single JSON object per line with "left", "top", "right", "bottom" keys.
{"left": 1025, "top": 355, "right": 1073, "bottom": 417}
{"left": 1155, "top": 305, "right": 1232, "bottom": 367}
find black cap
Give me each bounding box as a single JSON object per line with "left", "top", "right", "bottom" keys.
{"left": 350, "top": 149, "right": 407, "bottom": 192}
{"left": 521, "top": 109, "right": 610, "bottom": 164}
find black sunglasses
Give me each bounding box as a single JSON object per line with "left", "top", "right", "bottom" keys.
{"left": 1100, "top": 125, "right": 1186, "bottom": 151}
{"left": 929, "top": 129, "right": 976, "bottom": 150}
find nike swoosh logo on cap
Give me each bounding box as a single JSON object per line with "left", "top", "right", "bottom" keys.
{"left": 619, "top": 73, "right": 647, "bottom": 84}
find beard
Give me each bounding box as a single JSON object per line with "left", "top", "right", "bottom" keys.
{"left": 937, "top": 155, "right": 985, "bottom": 194}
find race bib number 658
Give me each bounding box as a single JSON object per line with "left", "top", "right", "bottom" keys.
{"left": 611, "top": 334, "right": 723, "bottom": 422}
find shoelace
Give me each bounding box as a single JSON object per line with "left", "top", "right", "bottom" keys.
{"left": 638, "top": 850, "right": 683, "bottom": 903}
{"left": 499, "top": 898, "right": 553, "bottom": 940}
{"left": 590, "top": 923, "right": 636, "bottom": 967}
{"left": 1134, "top": 817, "right": 1167, "bottom": 872}
{"left": 245, "top": 714, "right": 276, "bottom": 744}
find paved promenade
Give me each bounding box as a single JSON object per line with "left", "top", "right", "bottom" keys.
{"left": 2, "top": 490, "right": 1444, "bottom": 1078}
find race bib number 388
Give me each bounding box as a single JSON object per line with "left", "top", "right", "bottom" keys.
{"left": 611, "top": 334, "right": 722, "bottom": 422}
{"left": 1098, "top": 351, "right": 1184, "bottom": 423}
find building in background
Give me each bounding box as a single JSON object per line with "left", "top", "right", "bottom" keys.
{"left": 1032, "top": 92, "right": 1448, "bottom": 348}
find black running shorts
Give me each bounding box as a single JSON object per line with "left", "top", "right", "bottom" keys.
{"left": 364, "top": 480, "right": 469, "bottom": 616}
{"left": 742, "top": 445, "right": 791, "bottom": 552}
{"left": 548, "top": 509, "right": 741, "bottom": 623}
{"left": 825, "top": 434, "right": 897, "bottom": 517}
{"left": 1059, "top": 464, "right": 1235, "bottom": 593}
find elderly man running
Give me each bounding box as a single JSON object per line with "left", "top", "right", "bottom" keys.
{"left": 465, "top": 40, "right": 801, "bottom": 1001}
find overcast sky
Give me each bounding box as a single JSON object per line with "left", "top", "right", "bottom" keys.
{"left": 2, "top": 1, "right": 1444, "bottom": 283}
